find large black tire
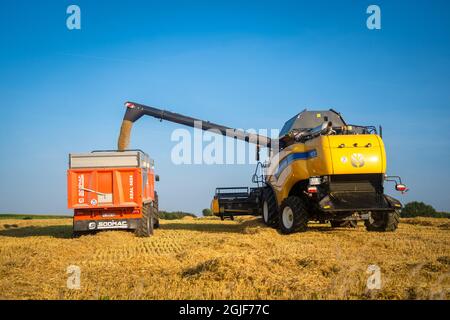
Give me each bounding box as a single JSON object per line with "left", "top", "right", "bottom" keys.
{"left": 364, "top": 210, "right": 400, "bottom": 232}
{"left": 135, "top": 203, "right": 155, "bottom": 237}
{"left": 153, "top": 192, "right": 160, "bottom": 229}
{"left": 72, "top": 231, "right": 82, "bottom": 238}
{"left": 278, "top": 196, "right": 308, "bottom": 234}
{"left": 330, "top": 220, "right": 358, "bottom": 228}
{"left": 261, "top": 187, "right": 278, "bottom": 227}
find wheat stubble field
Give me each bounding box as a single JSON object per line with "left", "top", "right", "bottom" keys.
{"left": 0, "top": 216, "right": 448, "bottom": 300}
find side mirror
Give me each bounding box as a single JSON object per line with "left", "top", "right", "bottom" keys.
{"left": 155, "top": 174, "right": 160, "bottom": 182}
{"left": 395, "top": 184, "right": 408, "bottom": 193}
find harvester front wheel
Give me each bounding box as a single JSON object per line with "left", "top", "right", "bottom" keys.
{"left": 330, "top": 220, "right": 357, "bottom": 228}
{"left": 135, "top": 204, "right": 155, "bottom": 237}
{"left": 364, "top": 210, "right": 400, "bottom": 232}
{"left": 279, "top": 196, "right": 308, "bottom": 234}
{"left": 262, "top": 187, "right": 278, "bottom": 228}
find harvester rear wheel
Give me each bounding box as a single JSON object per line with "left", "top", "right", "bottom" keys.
{"left": 135, "top": 203, "right": 154, "bottom": 237}
{"left": 279, "top": 196, "right": 308, "bottom": 234}
{"left": 262, "top": 187, "right": 278, "bottom": 228}
{"left": 330, "top": 220, "right": 357, "bottom": 228}
{"left": 364, "top": 210, "right": 400, "bottom": 232}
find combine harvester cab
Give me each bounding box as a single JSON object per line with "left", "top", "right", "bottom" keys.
{"left": 67, "top": 150, "right": 159, "bottom": 237}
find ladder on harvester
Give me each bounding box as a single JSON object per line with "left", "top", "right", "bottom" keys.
{"left": 252, "top": 161, "right": 267, "bottom": 188}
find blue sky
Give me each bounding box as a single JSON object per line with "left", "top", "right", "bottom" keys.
{"left": 0, "top": 0, "right": 449, "bottom": 215}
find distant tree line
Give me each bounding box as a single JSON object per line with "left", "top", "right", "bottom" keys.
{"left": 158, "top": 211, "right": 197, "bottom": 220}
{"left": 401, "top": 201, "right": 449, "bottom": 218}
{"left": 158, "top": 208, "right": 214, "bottom": 219}
{"left": 202, "top": 208, "right": 213, "bottom": 216}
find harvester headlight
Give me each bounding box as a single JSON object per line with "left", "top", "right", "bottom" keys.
{"left": 309, "top": 177, "right": 321, "bottom": 186}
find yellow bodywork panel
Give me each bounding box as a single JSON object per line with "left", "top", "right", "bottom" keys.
{"left": 327, "top": 135, "right": 386, "bottom": 174}
{"left": 266, "top": 134, "right": 386, "bottom": 205}
{"left": 211, "top": 198, "right": 220, "bottom": 215}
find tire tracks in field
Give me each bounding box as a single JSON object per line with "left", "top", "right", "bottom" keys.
{"left": 78, "top": 231, "right": 194, "bottom": 267}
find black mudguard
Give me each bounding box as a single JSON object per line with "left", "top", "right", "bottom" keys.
{"left": 383, "top": 194, "right": 403, "bottom": 210}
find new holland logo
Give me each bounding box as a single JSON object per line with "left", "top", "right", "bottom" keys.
{"left": 351, "top": 153, "right": 365, "bottom": 168}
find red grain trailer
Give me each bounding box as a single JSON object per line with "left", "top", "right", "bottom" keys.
{"left": 67, "top": 150, "right": 159, "bottom": 237}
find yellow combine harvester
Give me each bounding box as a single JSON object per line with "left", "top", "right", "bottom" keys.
{"left": 119, "top": 103, "right": 407, "bottom": 234}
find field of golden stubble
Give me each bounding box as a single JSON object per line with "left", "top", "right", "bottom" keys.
{"left": 0, "top": 216, "right": 448, "bottom": 300}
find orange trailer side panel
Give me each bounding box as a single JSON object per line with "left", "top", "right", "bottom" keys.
{"left": 67, "top": 167, "right": 154, "bottom": 210}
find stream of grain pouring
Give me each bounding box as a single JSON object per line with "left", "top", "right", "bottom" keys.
{"left": 117, "top": 119, "right": 133, "bottom": 151}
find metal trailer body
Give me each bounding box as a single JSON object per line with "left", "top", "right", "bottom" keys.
{"left": 67, "top": 150, "right": 159, "bottom": 236}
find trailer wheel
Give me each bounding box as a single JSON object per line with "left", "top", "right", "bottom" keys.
{"left": 330, "top": 220, "right": 357, "bottom": 228}
{"left": 135, "top": 204, "right": 154, "bottom": 237}
{"left": 154, "top": 217, "right": 160, "bottom": 229}
{"left": 262, "top": 187, "right": 278, "bottom": 227}
{"left": 365, "top": 210, "right": 400, "bottom": 232}
{"left": 72, "top": 231, "right": 82, "bottom": 238}
{"left": 279, "top": 196, "right": 308, "bottom": 234}
{"left": 153, "top": 193, "right": 160, "bottom": 229}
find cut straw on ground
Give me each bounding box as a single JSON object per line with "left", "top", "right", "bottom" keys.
{"left": 0, "top": 217, "right": 448, "bottom": 300}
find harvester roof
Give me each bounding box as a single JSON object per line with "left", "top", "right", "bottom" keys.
{"left": 279, "top": 109, "right": 347, "bottom": 137}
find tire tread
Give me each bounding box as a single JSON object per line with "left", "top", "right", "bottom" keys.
{"left": 279, "top": 196, "right": 308, "bottom": 234}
